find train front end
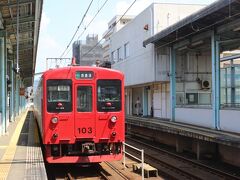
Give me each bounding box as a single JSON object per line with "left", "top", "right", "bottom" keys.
{"left": 39, "top": 67, "right": 124, "bottom": 163}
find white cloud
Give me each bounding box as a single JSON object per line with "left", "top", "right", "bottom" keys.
{"left": 36, "top": 34, "right": 64, "bottom": 73}
{"left": 40, "top": 34, "right": 60, "bottom": 49}
{"left": 40, "top": 11, "right": 50, "bottom": 32}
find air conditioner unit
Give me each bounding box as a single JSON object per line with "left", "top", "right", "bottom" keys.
{"left": 201, "top": 80, "right": 211, "bottom": 89}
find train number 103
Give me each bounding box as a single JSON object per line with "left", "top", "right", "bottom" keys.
{"left": 77, "top": 127, "right": 93, "bottom": 134}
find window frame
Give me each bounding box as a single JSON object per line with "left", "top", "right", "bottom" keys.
{"left": 46, "top": 79, "right": 72, "bottom": 112}
{"left": 97, "top": 79, "right": 122, "bottom": 112}
{"left": 117, "top": 47, "right": 122, "bottom": 61}
{"left": 76, "top": 86, "right": 93, "bottom": 112}
{"left": 124, "top": 42, "right": 129, "bottom": 59}
{"left": 111, "top": 50, "right": 117, "bottom": 62}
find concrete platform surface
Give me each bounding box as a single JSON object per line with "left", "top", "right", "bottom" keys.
{"left": 126, "top": 115, "right": 240, "bottom": 148}
{"left": 0, "top": 109, "right": 47, "bottom": 180}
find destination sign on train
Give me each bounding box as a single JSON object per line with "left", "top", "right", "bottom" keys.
{"left": 76, "top": 71, "right": 94, "bottom": 79}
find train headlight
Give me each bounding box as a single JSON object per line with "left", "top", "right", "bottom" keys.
{"left": 110, "top": 116, "right": 117, "bottom": 123}
{"left": 51, "top": 117, "right": 58, "bottom": 124}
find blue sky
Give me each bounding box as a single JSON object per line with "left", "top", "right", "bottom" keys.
{"left": 35, "top": 0, "right": 217, "bottom": 74}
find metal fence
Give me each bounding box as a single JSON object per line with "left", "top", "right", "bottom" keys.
{"left": 123, "top": 142, "right": 144, "bottom": 180}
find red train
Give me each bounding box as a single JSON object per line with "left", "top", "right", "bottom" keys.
{"left": 33, "top": 66, "right": 124, "bottom": 163}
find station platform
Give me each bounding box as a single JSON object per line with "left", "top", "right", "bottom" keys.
{"left": 0, "top": 109, "right": 47, "bottom": 180}
{"left": 126, "top": 116, "right": 240, "bottom": 148}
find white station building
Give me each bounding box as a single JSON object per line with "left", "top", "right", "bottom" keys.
{"left": 109, "top": 3, "right": 205, "bottom": 118}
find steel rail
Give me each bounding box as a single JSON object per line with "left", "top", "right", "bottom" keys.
{"left": 104, "top": 161, "right": 129, "bottom": 180}
{"left": 64, "top": 172, "right": 74, "bottom": 180}
{"left": 127, "top": 137, "right": 240, "bottom": 180}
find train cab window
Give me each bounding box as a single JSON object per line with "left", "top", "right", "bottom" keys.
{"left": 48, "top": 85, "right": 71, "bottom": 102}
{"left": 77, "top": 86, "right": 92, "bottom": 112}
{"left": 97, "top": 80, "right": 121, "bottom": 112}
{"left": 47, "top": 80, "right": 72, "bottom": 112}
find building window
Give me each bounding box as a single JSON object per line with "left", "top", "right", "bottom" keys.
{"left": 111, "top": 50, "right": 117, "bottom": 62}
{"left": 117, "top": 47, "right": 122, "bottom": 61}
{"left": 124, "top": 42, "right": 129, "bottom": 58}
{"left": 220, "top": 61, "right": 240, "bottom": 108}
{"left": 175, "top": 91, "right": 212, "bottom": 106}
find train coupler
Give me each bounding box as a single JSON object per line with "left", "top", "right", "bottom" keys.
{"left": 81, "top": 142, "right": 96, "bottom": 154}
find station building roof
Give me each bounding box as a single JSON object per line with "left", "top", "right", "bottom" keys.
{"left": 143, "top": 0, "right": 240, "bottom": 50}
{"left": 0, "top": 0, "right": 43, "bottom": 86}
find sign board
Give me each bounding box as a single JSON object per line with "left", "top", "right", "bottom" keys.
{"left": 76, "top": 71, "right": 94, "bottom": 79}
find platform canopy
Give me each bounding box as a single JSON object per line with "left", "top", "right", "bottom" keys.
{"left": 0, "top": 0, "right": 43, "bottom": 86}
{"left": 143, "top": 0, "right": 240, "bottom": 51}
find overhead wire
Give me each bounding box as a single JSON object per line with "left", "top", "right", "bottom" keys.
{"left": 80, "top": 0, "right": 137, "bottom": 59}
{"left": 77, "top": 0, "right": 109, "bottom": 42}
{"left": 62, "top": 0, "right": 109, "bottom": 58}
{"left": 60, "top": 0, "right": 94, "bottom": 58}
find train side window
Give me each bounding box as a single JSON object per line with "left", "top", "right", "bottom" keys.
{"left": 77, "top": 86, "right": 92, "bottom": 112}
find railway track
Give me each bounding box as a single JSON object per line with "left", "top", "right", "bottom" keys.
{"left": 126, "top": 136, "right": 240, "bottom": 180}
{"left": 46, "top": 163, "right": 98, "bottom": 179}
{"left": 47, "top": 161, "right": 130, "bottom": 180}
{"left": 99, "top": 162, "right": 129, "bottom": 180}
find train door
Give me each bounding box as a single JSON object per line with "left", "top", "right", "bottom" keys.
{"left": 74, "top": 84, "right": 96, "bottom": 138}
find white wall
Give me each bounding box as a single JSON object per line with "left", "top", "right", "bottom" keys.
{"left": 175, "top": 108, "right": 213, "bottom": 128}
{"left": 111, "top": 3, "right": 205, "bottom": 87}
{"left": 110, "top": 3, "right": 208, "bottom": 122}
{"left": 108, "top": 15, "right": 134, "bottom": 33}
{"left": 153, "top": 4, "right": 205, "bottom": 34}
{"left": 155, "top": 48, "right": 212, "bottom": 83}
{"left": 155, "top": 47, "right": 170, "bottom": 81}
{"left": 174, "top": 51, "right": 213, "bottom": 106}
{"left": 111, "top": 5, "right": 155, "bottom": 86}
{"left": 153, "top": 83, "right": 170, "bottom": 118}
{"left": 177, "top": 52, "right": 212, "bottom": 83}
{"left": 112, "top": 47, "right": 154, "bottom": 86}
{"left": 220, "top": 110, "right": 240, "bottom": 134}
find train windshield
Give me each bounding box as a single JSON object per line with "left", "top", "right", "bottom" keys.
{"left": 48, "top": 85, "right": 71, "bottom": 102}
{"left": 47, "top": 80, "right": 72, "bottom": 112}
{"left": 97, "top": 80, "right": 121, "bottom": 112}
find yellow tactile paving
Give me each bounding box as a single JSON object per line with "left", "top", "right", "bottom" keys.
{"left": 0, "top": 109, "right": 29, "bottom": 180}
{"left": 0, "top": 146, "right": 7, "bottom": 149}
